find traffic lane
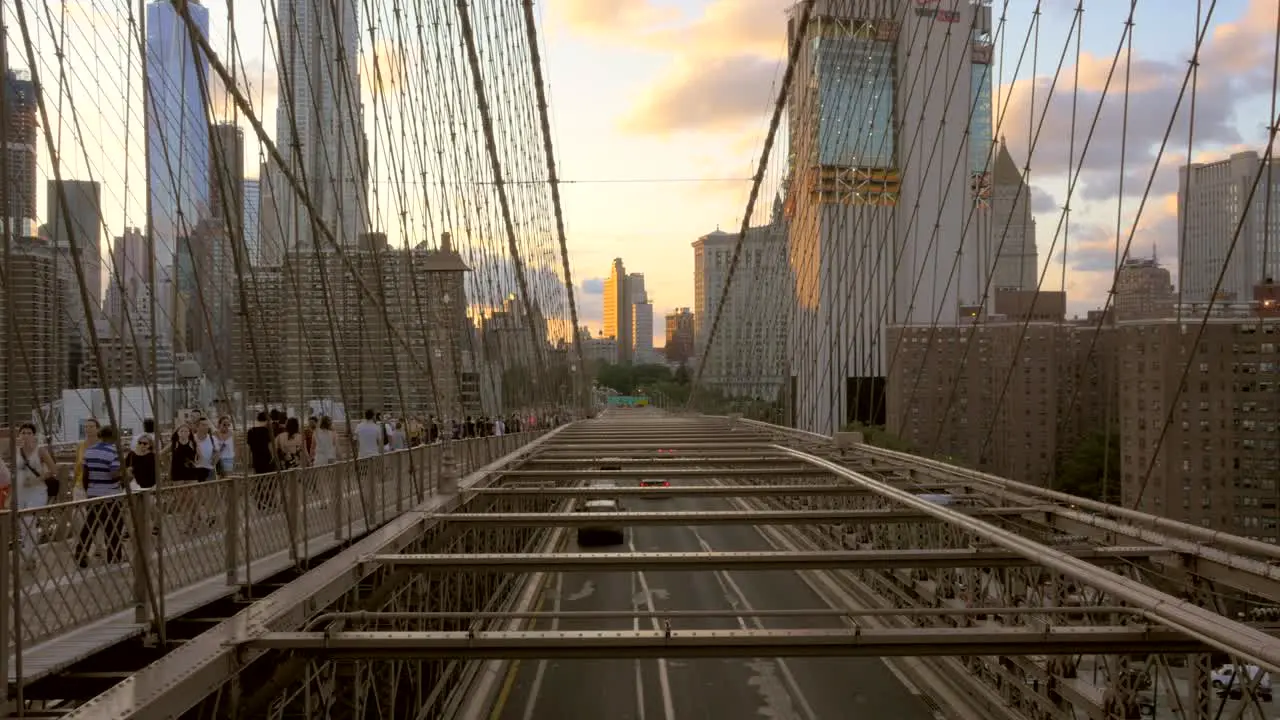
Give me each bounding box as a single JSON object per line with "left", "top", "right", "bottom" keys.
{"left": 628, "top": 500, "right": 811, "bottom": 720}
{"left": 678, "top": 493, "right": 942, "bottom": 720}
{"left": 495, "top": 534, "right": 667, "bottom": 720}
{"left": 497, "top": 497, "right": 796, "bottom": 720}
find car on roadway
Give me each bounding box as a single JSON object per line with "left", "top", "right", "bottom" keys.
{"left": 576, "top": 498, "right": 626, "bottom": 546}
{"left": 638, "top": 477, "right": 670, "bottom": 497}
{"left": 597, "top": 456, "right": 627, "bottom": 472}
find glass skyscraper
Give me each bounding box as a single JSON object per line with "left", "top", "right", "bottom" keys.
{"left": 274, "top": 0, "right": 367, "bottom": 251}
{"left": 145, "top": 0, "right": 210, "bottom": 289}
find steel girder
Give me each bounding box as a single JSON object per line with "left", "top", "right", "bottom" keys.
{"left": 822, "top": 431, "right": 1280, "bottom": 602}
{"left": 498, "top": 467, "right": 830, "bottom": 477}
{"left": 723, "top": 418, "right": 1280, "bottom": 717}
{"left": 364, "top": 547, "right": 1165, "bottom": 572}
{"left": 468, "top": 483, "right": 971, "bottom": 498}
{"left": 437, "top": 507, "right": 1043, "bottom": 526}
{"left": 58, "top": 426, "right": 573, "bottom": 720}
{"left": 243, "top": 626, "right": 1227, "bottom": 659}
{"left": 521, "top": 456, "right": 813, "bottom": 465}
{"left": 545, "top": 438, "right": 764, "bottom": 446}
{"left": 775, "top": 445, "right": 1280, "bottom": 674}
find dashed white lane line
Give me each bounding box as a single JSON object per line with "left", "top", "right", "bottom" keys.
{"left": 629, "top": 535, "right": 678, "bottom": 720}
{"left": 520, "top": 571, "right": 563, "bottom": 720}
{"left": 630, "top": 565, "right": 648, "bottom": 720}
{"left": 688, "top": 525, "right": 820, "bottom": 720}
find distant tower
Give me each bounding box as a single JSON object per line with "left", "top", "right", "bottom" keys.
{"left": 603, "top": 259, "right": 632, "bottom": 364}
{"left": 145, "top": 0, "right": 211, "bottom": 287}
{"left": 989, "top": 138, "right": 1039, "bottom": 292}
{"left": 2, "top": 63, "right": 39, "bottom": 234}
{"left": 419, "top": 232, "right": 473, "bottom": 419}
{"left": 274, "top": 0, "right": 367, "bottom": 251}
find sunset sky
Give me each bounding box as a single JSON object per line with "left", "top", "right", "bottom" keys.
{"left": 18, "top": 0, "right": 1279, "bottom": 348}
{"left": 540, "top": 0, "right": 1276, "bottom": 343}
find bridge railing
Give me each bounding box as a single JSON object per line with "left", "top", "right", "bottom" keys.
{"left": 731, "top": 415, "right": 1280, "bottom": 584}
{"left": 2, "top": 431, "right": 546, "bottom": 652}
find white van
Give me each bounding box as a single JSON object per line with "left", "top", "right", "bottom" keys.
{"left": 1212, "top": 664, "right": 1273, "bottom": 701}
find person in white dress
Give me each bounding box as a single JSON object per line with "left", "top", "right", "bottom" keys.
{"left": 314, "top": 416, "right": 339, "bottom": 465}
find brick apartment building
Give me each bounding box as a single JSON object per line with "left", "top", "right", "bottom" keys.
{"left": 887, "top": 316, "right": 1111, "bottom": 487}
{"left": 891, "top": 280, "right": 1279, "bottom": 543}
{"left": 1118, "top": 309, "right": 1280, "bottom": 542}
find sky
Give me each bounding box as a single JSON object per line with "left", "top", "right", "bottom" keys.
{"left": 536, "top": 0, "right": 1278, "bottom": 343}
{"left": 12, "top": 0, "right": 1280, "bottom": 349}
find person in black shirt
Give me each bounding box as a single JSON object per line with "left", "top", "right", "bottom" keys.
{"left": 127, "top": 435, "right": 158, "bottom": 489}
{"left": 246, "top": 412, "right": 278, "bottom": 511}
{"left": 247, "top": 411, "right": 276, "bottom": 474}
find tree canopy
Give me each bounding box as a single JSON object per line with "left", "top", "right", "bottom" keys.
{"left": 593, "top": 362, "right": 785, "bottom": 423}
{"left": 1054, "top": 430, "right": 1121, "bottom": 504}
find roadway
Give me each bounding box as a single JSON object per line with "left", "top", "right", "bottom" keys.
{"left": 490, "top": 485, "right": 942, "bottom": 720}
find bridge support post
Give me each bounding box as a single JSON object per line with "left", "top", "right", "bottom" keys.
{"left": 440, "top": 439, "right": 460, "bottom": 495}
{"left": 834, "top": 431, "right": 863, "bottom": 458}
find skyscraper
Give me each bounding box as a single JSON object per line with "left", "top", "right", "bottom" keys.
{"left": 47, "top": 179, "right": 103, "bottom": 386}
{"left": 145, "top": 0, "right": 211, "bottom": 293}
{"left": 274, "top": 0, "right": 368, "bottom": 251}
{"left": 105, "top": 227, "right": 150, "bottom": 332}
{"left": 987, "top": 139, "right": 1039, "bottom": 291}
{"left": 1178, "top": 150, "right": 1280, "bottom": 303}
{"left": 664, "top": 308, "right": 695, "bottom": 364}
{"left": 785, "top": 0, "right": 994, "bottom": 433}
{"left": 256, "top": 159, "right": 284, "bottom": 265}
{"left": 2, "top": 63, "right": 38, "bottom": 235}
{"left": 693, "top": 227, "right": 789, "bottom": 398}
{"left": 628, "top": 273, "right": 653, "bottom": 362}
{"left": 242, "top": 178, "right": 261, "bottom": 265}
{"left": 603, "top": 258, "right": 632, "bottom": 364}
{"left": 47, "top": 179, "right": 103, "bottom": 304}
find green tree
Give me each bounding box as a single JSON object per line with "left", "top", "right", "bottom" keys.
{"left": 502, "top": 362, "right": 577, "bottom": 409}
{"left": 1055, "top": 430, "right": 1121, "bottom": 503}
{"left": 595, "top": 363, "right": 675, "bottom": 396}
{"left": 673, "top": 364, "right": 691, "bottom": 385}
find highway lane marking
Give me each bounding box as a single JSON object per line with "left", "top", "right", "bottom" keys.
{"left": 688, "top": 525, "right": 820, "bottom": 720}
{"left": 715, "top": 485, "right": 936, "bottom": 709}
{"left": 490, "top": 574, "right": 554, "bottom": 720}
{"left": 629, "top": 535, "right": 678, "bottom": 720}
{"left": 519, "top": 571, "right": 563, "bottom": 720}
{"left": 630, "top": 568, "right": 649, "bottom": 720}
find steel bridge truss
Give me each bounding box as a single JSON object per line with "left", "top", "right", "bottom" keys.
{"left": 62, "top": 416, "right": 1280, "bottom": 720}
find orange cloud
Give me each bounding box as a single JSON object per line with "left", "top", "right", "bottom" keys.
{"left": 619, "top": 55, "right": 781, "bottom": 135}
{"left": 550, "top": 0, "right": 680, "bottom": 39}
{"left": 642, "top": 0, "right": 790, "bottom": 59}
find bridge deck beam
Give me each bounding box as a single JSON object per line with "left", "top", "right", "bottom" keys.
{"left": 469, "top": 483, "right": 970, "bottom": 497}
{"left": 435, "top": 508, "right": 1041, "bottom": 526}
{"left": 243, "top": 626, "right": 1211, "bottom": 658}
{"left": 363, "top": 547, "right": 1166, "bottom": 572}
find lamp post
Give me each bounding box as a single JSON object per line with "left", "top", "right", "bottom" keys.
{"left": 177, "top": 356, "right": 203, "bottom": 417}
